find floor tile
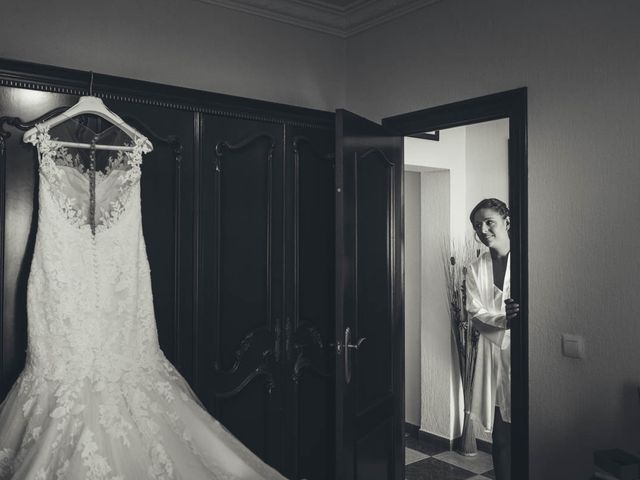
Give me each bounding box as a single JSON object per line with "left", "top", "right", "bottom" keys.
{"left": 405, "top": 447, "right": 429, "bottom": 465}
{"left": 405, "top": 435, "right": 449, "bottom": 456}
{"left": 432, "top": 450, "right": 493, "bottom": 475}
{"left": 405, "top": 457, "right": 475, "bottom": 480}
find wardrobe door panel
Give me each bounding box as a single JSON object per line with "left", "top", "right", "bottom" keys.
{"left": 198, "top": 114, "right": 284, "bottom": 467}
{"left": 285, "top": 126, "right": 335, "bottom": 480}
{"left": 103, "top": 100, "right": 195, "bottom": 383}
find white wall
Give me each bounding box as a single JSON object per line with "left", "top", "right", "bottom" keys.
{"left": 465, "top": 119, "right": 510, "bottom": 238}
{"left": 404, "top": 171, "right": 422, "bottom": 427}
{"left": 419, "top": 170, "right": 452, "bottom": 439}
{"left": 347, "top": 1, "right": 640, "bottom": 478}
{"left": 405, "top": 130, "right": 463, "bottom": 441}
{"left": 405, "top": 132, "right": 467, "bottom": 239}
{"left": 0, "top": 0, "right": 345, "bottom": 110}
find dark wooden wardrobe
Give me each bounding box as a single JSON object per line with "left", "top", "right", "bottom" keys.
{"left": 0, "top": 59, "right": 335, "bottom": 480}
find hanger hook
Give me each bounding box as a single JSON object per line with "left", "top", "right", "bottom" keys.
{"left": 89, "top": 71, "right": 94, "bottom": 96}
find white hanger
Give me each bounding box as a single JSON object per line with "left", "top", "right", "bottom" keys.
{"left": 23, "top": 96, "right": 154, "bottom": 152}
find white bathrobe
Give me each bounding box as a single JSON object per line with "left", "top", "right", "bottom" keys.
{"left": 466, "top": 251, "right": 511, "bottom": 432}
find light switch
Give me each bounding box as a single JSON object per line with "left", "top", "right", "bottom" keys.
{"left": 562, "top": 334, "right": 585, "bottom": 359}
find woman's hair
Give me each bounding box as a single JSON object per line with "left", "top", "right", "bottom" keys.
{"left": 469, "top": 198, "right": 510, "bottom": 225}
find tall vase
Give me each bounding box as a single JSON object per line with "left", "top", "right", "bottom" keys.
{"left": 458, "top": 412, "right": 478, "bottom": 456}
{"left": 457, "top": 272, "right": 478, "bottom": 456}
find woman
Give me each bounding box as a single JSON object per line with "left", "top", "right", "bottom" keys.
{"left": 465, "top": 198, "right": 519, "bottom": 480}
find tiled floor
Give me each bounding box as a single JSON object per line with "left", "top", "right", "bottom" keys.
{"left": 405, "top": 435, "right": 495, "bottom": 480}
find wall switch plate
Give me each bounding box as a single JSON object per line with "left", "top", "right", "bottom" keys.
{"left": 562, "top": 334, "right": 585, "bottom": 359}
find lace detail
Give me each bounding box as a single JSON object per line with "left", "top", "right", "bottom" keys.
{"left": 0, "top": 449, "right": 14, "bottom": 477}
{"left": 79, "top": 430, "right": 125, "bottom": 480}
{"left": 56, "top": 147, "right": 131, "bottom": 185}
{"left": 26, "top": 123, "right": 151, "bottom": 234}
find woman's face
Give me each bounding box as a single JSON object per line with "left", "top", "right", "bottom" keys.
{"left": 472, "top": 208, "right": 510, "bottom": 249}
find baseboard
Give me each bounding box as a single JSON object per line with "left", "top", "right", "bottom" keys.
{"left": 476, "top": 438, "right": 492, "bottom": 454}
{"left": 404, "top": 422, "right": 419, "bottom": 438}
{"left": 419, "top": 430, "right": 455, "bottom": 450}
{"left": 452, "top": 435, "right": 493, "bottom": 455}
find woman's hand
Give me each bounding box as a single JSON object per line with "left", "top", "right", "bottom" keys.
{"left": 505, "top": 298, "right": 519, "bottom": 329}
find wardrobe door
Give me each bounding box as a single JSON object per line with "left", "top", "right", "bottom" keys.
{"left": 283, "top": 125, "right": 335, "bottom": 479}
{"left": 102, "top": 99, "right": 196, "bottom": 383}
{"left": 197, "top": 114, "right": 285, "bottom": 469}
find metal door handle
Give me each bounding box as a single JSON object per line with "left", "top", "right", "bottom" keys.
{"left": 344, "top": 327, "right": 366, "bottom": 384}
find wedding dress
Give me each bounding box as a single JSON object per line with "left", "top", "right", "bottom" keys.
{"left": 0, "top": 120, "right": 287, "bottom": 480}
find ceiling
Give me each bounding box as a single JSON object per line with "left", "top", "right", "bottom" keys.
{"left": 193, "top": 0, "right": 443, "bottom": 37}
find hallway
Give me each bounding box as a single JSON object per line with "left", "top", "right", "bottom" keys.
{"left": 405, "top": 435, "right": 495, "bottom": 480}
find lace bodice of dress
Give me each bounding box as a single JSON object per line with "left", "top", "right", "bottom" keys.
{"left": 29, "top": 122, "right": 150, "bottom": 234}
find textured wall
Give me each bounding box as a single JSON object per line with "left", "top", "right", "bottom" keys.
{"left": 347, "top": 1, "right": 640, "bottom": 478}
{"left": 406, "top": 130, "right": 465, "bottom": 440}
{"left": 405, "top": 133, "right": 467, "bottom": 239}
{"left": 0, "top": 0, "right": 346, "bottom": 110}
{"left": 420, "top": 170, "right": 453, "bottom": 439}
{"left": 404, "top": 171, "right": 422, "bottom": 427}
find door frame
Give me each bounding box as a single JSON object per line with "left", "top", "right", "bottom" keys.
{"left": 382, "top": 87, "right": 529, "bottom": 480}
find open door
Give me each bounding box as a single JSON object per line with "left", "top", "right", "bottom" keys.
{"left": 334, "top": 110, "right": 404, "bottom": 480}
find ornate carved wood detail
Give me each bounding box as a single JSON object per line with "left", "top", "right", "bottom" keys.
{"left": 292, "top": 135, "right": 335, "bottom": 162}
{"left": 0, "top": 108, "right": 69, "bottom": 139}
{"left": 212, "top": 326, "right": 278, "bottom": 397}
{"left": 292, "top": 352, "right": 332, "bottom": 383}
{"left": 209, "top": 132, "right": 278, "bottom": 398}
{"left": 214, "top": 363, "right": 276, "bottom": 398}
{"left": 122, "top": 116, "right": 185, "bottom": 163}
{"left": 213, "top": 325, "right": 271, "bottom": 374}
{"left": 359, "top": 146, "right": 395, "bottom": 166}
{"left": 0, "top": 60, "right": 334, "bottom": 130}
{"left": 212, "top": 132, "right": 275, "bottom": 338}
{"left": 214, "top": 132, "right": 276, "bottom": 173}
{"left": 0, "top": 79, "right": 327, "bottom": 129}
{"left": 291, "top": 322, "right": 332, "bottom": 383}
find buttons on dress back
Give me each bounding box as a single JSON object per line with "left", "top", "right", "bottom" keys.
{"left": 89, "top": 138, "right": 99, "bottom": 236}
